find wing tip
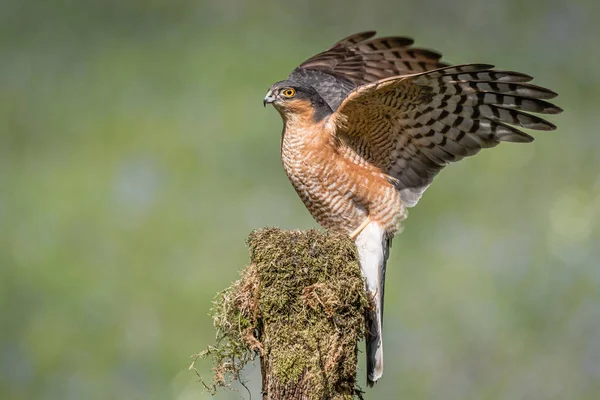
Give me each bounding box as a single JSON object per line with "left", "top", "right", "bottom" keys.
{"left": 499, "top": 132, "right": 535, "bottom": 143}
{"left": 339, "top": 31, "right": 377, "bottom": 46}
{"left": 541, "top": 121, "right": 557, "bottom": 131}
{"left": 546, "top": 104, "right": 563, "bottom": 115}
{"left": 360, "top": 30, "right": 377, "bottom": 37}
{"left": 542, "top": 88, "right": 559, "bottom": 100}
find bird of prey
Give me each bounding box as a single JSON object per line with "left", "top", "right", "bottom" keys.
{"left": 263, "top": 31, "right": 561, "bottom": 386}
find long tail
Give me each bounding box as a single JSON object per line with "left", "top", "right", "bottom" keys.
{"left": 354, "top": 222, "right": 390, "bottom": 387}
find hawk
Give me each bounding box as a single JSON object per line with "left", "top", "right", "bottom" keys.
{"left": 263, "top": 31, "right": 561, "bottom": 386}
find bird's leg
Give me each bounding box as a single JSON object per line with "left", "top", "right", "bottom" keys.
{"left": 349, "top": 217, "right": 370, "bottom": 240}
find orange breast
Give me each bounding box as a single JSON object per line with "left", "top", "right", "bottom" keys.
{"left": 279, "top": 102, "right": 406, "bottom": 235}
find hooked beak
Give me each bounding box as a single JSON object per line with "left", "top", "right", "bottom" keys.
{"left": 263, "top": 91, "right": 275, "bottom": 107}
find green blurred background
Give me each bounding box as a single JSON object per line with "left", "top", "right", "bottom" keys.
{"left": 1, "top": 0, "right": 599, "bottom": 399}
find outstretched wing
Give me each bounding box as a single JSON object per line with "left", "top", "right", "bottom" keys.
{"left": 297, "top": 31, "right": 448, "bottom": 84}
{"left": 288, "top": 31, "right": 448, "bottom": 111}
{"left": 331, "top": 64, "right": 562, "bottom": 206}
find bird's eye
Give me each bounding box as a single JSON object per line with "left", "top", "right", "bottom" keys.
{"left": 281, "top": 88, "right": 296, "bottom": 98}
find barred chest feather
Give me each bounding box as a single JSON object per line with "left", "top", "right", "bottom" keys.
{"left": 280, "top": 115, "right": 406, "bottom": 236}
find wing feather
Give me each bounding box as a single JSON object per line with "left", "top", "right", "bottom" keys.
{"left": 298, "top": 31, "right": 447, "bottom": 83}
{"left": 331, "top": 64, "right": 562, "bottom": 207}
{"left": 288, "top": 32, "right": 449, "bottom": 110}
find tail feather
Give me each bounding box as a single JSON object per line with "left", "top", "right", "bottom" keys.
{"left": 355, "top": 223, "right": 390, "bottom": 387}
{"left": 366, "top": 300, "right": 384, "bottom": 387}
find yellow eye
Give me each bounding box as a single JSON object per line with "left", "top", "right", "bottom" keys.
{"left": 281, "top": 88, "right": 296, "bottom": 98}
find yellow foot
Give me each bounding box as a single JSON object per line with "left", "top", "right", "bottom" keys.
{"left": 349, "top": 217, "right": 370, "bottom": 240}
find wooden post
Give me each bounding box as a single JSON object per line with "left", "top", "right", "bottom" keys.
{"left": 194, "top": 228, "right": 369, "bottom": 400}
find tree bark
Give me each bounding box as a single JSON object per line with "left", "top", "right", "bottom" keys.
{"left": 247, "top": 228, "right": 368, "bottom": 400}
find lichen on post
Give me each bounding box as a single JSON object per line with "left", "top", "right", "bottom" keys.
{"left": 192, "top": 228, "right": 370, "bottom": 399}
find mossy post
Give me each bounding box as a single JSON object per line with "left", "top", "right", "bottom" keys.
{"left": 195, "top": 228, "right": 370, "bottom": 399}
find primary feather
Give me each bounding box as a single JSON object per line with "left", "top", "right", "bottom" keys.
{"left": 332, "top": 64, "right": 562, "bottom": 206}
{"left": 288, "top": 31, "right": 448, "bottom": 110}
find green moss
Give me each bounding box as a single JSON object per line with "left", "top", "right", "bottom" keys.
{"left": 193, "top": 228, "right": 369, "bottom": 399}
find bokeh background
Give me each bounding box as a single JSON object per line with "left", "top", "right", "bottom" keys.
{"left": 1, "top": 0, "right": 599, "bottom": 399}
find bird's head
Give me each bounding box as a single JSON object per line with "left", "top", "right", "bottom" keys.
{"left": 264, "top": 80, "right": 332, "bottom": 122}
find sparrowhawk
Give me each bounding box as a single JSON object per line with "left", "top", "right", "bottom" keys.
{"left": 263, "top": 31, "right": 561, "bottom": 386}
